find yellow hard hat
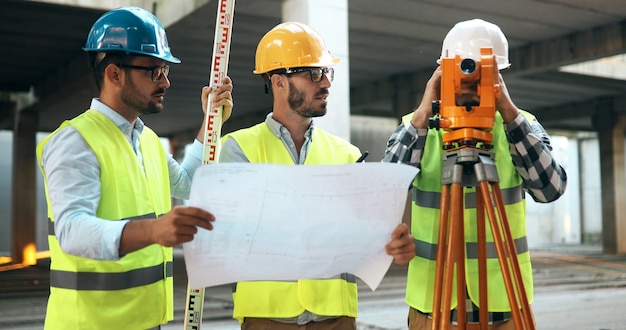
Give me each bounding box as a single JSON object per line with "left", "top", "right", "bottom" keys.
{"left": 253, "top": 22, "right": 340, "bottom": 74}
{"left": 439, "top": 18, "right": 510, "bottom": 70}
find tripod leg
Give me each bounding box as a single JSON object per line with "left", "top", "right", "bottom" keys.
{"left": 431, "top": 183, "right": 451, "bottom": 330}
{"left": 477, "top": 181, "right": 524, "bottom": 329}
{"left": 475, "top": 190, "right": 489, "bottom": 330}
{"left": 491, "top": 183, "right": 537, "bottom": 329}
{"left": 454, "top": 183, "right": 466, "bottom": 328}
{"left": 433, "top": 165, "right": 467, "bottom": 330}
{"left": 441, "top": 181, "right": 463, "bottom": 329}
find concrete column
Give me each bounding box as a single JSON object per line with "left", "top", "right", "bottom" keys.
{"left": 11, "top": 109, "right": 38, "bottom": 265}
{"left": 282, "top": 0, "right": 350, "bottom": 140}
{"left": 597, "top": 110, "right": 626, "bottom": 254}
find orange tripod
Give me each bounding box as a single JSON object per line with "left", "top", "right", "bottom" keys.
{"left": 428, "top": 48, "right": 536, "bottom": 329}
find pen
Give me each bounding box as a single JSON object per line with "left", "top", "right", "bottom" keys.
{"left": 356, "top": 151, "right": 369, "bottom": 163}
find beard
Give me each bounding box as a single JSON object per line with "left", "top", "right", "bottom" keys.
{"left": 288, "top": 80, "right": 327, "bottom": 118}
{"left": 120, "top": 75, "right": 164, "bottom": 115}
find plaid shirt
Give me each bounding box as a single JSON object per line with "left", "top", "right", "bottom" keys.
{"left": 384, "top": 112, "right": 567, "bottom": 323}
{"left": 383, "top": 112, "right": 567, "bottom": 202}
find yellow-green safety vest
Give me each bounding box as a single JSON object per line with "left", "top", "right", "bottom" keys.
{"left": 223, "top": 122, "right": 361, "bottom": 322}
{"left": 404, "top": 111, "right": 534, "bottom": 313}
{"left": 37, "top": 110, "right": 173, "bottom": 329}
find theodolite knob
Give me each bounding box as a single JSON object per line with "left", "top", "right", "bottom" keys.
{"left": 429, "top": 117, "right": 440, "bottom": 130}
{"left": 431, "top": 100, "right": 440, "bottom": 116}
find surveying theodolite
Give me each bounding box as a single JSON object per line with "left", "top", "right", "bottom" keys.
{"left": 427, "top": 47, "right": 536, "bottom": 330}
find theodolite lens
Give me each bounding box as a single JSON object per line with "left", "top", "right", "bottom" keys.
{"left": 460, "top": 58, "right": 476, "bottom": 74}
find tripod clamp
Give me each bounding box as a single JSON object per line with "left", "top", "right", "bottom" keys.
{"left": 441, "top": 148, "right": 498, "bottom": 187}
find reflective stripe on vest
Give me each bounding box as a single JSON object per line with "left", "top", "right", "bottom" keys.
{"left": 412, "top": 185, "right": 524, "bottom": 209}
{"left": 47, "top": 213, "right": 170, "bottom": 291}
{"left": 414, "top": 236, "right": 529, "bottom": 261}
{"left": 224, "top": 122, "right": 361, "bottom": 321}
{"left": 50, "top": 262, "right": 173, "bottom": 290}
{"left": 411, "top": 185, "right": 528, "bottom": 260}
{"left": 37, "top": 110, "right": 173, "bottom": 329}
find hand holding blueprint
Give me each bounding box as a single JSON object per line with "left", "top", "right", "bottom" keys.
{"left": 183, "top": 162, "right": 418, "bottom": 291}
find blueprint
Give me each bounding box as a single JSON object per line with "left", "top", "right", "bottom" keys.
{"left": 183, "top": 162, "right": 418, "bottom": 291}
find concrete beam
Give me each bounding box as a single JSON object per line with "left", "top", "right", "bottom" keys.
{"left": 31, "top": 54, "right": 95, "bottom": 112}
{"left": 350, "top": 20, "right": 626, "bottom": 114}
{"left": 509, "top": 21, "right": 626, "bottom": 75}
{"left": 29, "top": 0, "right": 210, "bottom": 27}
{"left": 25, "top": 0, "right": 214, "bottom": 115}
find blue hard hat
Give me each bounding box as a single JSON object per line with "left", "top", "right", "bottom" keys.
{"left": 83, "top": 6, "right": 181, "bottom": 63}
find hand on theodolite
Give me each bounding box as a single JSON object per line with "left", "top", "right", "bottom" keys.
{"left": 409, "top": 66, "right": 521, "bottom": 130}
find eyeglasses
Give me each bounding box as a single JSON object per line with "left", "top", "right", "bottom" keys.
{"left": 283, "top": 67, "right": 334, "bottom": 83}
{"left": 116, "top": 63, "right": 170, "bottom": 82}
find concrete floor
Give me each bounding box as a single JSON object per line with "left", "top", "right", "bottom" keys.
{"left": 2, "top": 244, "right": 626, "bottom": 330}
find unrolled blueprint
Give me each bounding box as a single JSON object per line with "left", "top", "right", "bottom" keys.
{"left": 183, "top": 162, "right": 418, "bottom": 291}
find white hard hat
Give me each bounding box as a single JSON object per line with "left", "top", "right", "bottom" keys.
{"left": 439, "top": 18, "right": 510, "bottom": 70}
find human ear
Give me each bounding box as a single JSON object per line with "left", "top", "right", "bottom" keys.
{"left": 104, "top": 63, "right": 123, "bottom": 87}
{"left": 270, "top": 74, "right": 287, "bottom": 92}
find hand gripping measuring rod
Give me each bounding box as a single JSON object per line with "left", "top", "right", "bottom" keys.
{"left": 184, "top": 0, "right": 235, "bottom": 329}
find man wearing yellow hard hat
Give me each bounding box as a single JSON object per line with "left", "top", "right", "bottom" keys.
{"left": 220, "top": 21, "right": 416, "bottom": 330}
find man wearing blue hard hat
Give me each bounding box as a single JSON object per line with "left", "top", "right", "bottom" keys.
{"left": 36, "top": 6, "right": 233, "bottom": 329}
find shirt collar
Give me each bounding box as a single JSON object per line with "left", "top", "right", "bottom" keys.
{"left": 264, "top": 112, "right": 315, "bottom": 141}
{"left": 89, "top": 98, "right": 145, "bottom": 135}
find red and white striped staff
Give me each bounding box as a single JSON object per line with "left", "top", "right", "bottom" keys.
{"left": 184, "top": 0, "right": 235, "bottom": 328}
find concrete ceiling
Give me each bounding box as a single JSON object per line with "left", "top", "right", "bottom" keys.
{"left": 2, "top": 0, "right": 626, "bottom": 141}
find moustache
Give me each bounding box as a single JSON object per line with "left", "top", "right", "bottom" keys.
{"left": 316, "top": 88, "right": 329, "bottom": 97}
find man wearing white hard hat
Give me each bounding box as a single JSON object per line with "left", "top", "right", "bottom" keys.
{"left": 383, "top": 19, "right": 568, "bottom": 329}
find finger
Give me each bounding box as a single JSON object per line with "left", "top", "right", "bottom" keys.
{"left": 393, "top": 252, "right": 415, "bottom": 265}
{"left": 201, "top": 86, "right": 211, "bottom": 113}
{"left": 172, "top": 206, "right": 216, "bottom": 223}
{"left": 189, "top": 208, "right": 216, "bottom": 231}
{"left": 193, "top": 218, "right": 214, "bottom": 231}
{"left": 221, "top": 76, "right": 232, "bottom": 86}
{"left": 213, "top": 91, "right": 232, "bottom": 105}
{"left": 391, "top": 223, "right": 410, "bottom": 239}
{"left": 212, "top": 78, "right": 233, "bottom": 94}
{"left": 386, "top": 240, "right": 414, "bottom": 255}
{"left": 386, "top": 233, "right": 414, "bottom": 253}
{"left": 216, "top": 83, "right": 233, "bottom": 94}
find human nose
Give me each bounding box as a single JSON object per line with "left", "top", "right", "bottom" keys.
{"left": 320, "top": 73, "right": 332, "bottom": 88}
{"left": 159, "top": 74, "right": 171, "bottom": 88}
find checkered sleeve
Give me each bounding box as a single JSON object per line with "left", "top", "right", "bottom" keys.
{"left": 382, "top": 122, "right": 428, "bottom": 169}
{"left": 506, "top": 113, "right": 568, "bottom": 203}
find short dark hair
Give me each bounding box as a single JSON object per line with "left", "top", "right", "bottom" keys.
{"left": 262, "top": 69, "right": 287, "bottom": 95}
{"left": 87, "top": 52, "right": 129, "bottom": 91}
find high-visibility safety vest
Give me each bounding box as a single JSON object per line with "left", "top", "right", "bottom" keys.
{"left": 36, "top": 110, "right": 173, "bottom": 329}
{"left": 404, "top": 111, "right": 534, "bottom": 313}
{"left": 223, "top": 122, "right": 361, "bottom": 322}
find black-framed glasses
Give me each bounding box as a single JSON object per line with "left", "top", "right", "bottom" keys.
{"left": 283, "top": 67, "right": 334, "bottom": 83}
{"left": 116, "top": 64, "right": 170, "bottom": 82}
